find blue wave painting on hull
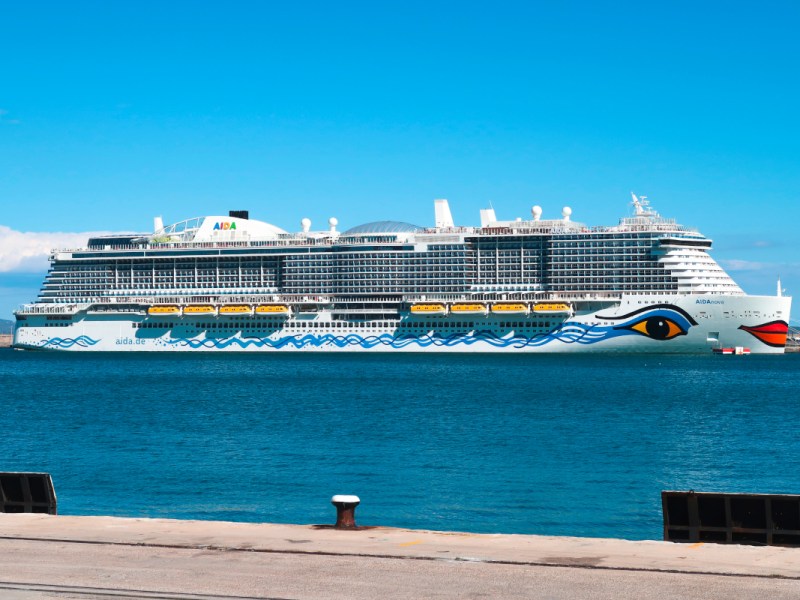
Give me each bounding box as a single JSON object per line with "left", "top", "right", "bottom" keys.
{"left": 41, "top": 336, "right": 100, "bottom": 349}
{"left": 162, "top": 307, "right": 697, "bottom": 349}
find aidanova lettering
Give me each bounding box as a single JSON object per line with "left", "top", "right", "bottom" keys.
{"left": 696, "top": 299, "right": 724, "bottom": 305}
{"left": 213, "top": 222, "right": 237, "bottom": 231}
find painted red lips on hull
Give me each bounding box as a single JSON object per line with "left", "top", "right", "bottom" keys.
{"left": 738, "top": 321, "right": 789, "bottom": 347}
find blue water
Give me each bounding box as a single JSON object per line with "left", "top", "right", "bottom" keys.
{"left": 1, "top": 349, "right": 798, "bottom": 540}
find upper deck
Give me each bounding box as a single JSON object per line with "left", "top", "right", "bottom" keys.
{"left": 20, "top": 194, "right": 742, "bottom": 308}
{"left": 66, "top": 194, "right": 705, "bottom": 258}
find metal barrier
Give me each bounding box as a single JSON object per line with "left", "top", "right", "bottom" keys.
{"left": 662, "top": 490, "right": 800, "bottom": 546}
{"left": 0, "top": 472, "right": 57, "bottom": 514}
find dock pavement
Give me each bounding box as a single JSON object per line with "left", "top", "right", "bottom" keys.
{"left": 0, "top": 513, "right": 798, "bottom": 599}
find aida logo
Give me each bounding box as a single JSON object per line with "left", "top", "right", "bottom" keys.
{"left": 213, "top": 222, "right": 237, "bottom": 230}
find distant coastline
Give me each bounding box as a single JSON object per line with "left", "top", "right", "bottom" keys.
{"left": 0, "top": 319, "right": 13, "bottom": 335}
{"left": 0, "top": 319, "right": 12, "bottom": 347}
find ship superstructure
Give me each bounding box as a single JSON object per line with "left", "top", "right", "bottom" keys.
{"left": 13, "top": 195, "right": 791, "bottom": 353}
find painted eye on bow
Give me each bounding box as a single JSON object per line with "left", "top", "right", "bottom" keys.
{"left": 599, "top": 304, "right": 698, "bottom": 342}
{"left": 626, "top": 316, "right": 686, "bottom": 340}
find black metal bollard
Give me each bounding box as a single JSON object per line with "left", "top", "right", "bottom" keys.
{"left": 331, "top": 495, "right": 360, "bottom": 529}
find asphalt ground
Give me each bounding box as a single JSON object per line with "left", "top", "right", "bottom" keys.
{"left": 0, "top": 514, "right": 798, "bottom": 599}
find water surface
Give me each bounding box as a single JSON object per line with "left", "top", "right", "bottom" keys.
{"left": 1, "top": 349, "right": 798, "bottom": 540}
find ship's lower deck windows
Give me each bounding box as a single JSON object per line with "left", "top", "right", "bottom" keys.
{"left": 135, "top": 322, "right": 174, "bottom": 329}
{"left": 126, "top": 318, "right": 557, "bottom": 332}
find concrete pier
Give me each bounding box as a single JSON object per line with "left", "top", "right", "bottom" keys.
{"left": 0, "top": 514, "right": 798, "bottom": 599}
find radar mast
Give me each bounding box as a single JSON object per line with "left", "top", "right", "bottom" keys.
{"left": 630, "top": 192, "right": 658, "bottom": 218}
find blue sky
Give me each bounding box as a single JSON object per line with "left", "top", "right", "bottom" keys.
{"left": 1, "top": 1, "right": 799, "bottom": 320}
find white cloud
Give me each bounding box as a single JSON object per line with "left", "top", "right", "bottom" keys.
{"left": 720, "top": 259, "right": 770, "bottom": 272}
{"left": 0, "top": 225, "right": 118, "bottom": 273}
{"left": 723, "top": 259, "right": 800, "bottom": 278}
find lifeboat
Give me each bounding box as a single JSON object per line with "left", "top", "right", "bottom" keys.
{"left": 255, "top": 304, "right": 291, "bottom": 316}
{"left": 450, "top": 303, "right": 487, "bottom": 315}
{"left": 491, "top": 303, "right": 529, "bottom": 315}
{"left": 147, "top": 305, "right": 181, "bottom": 316}
{"left": 409, "top": 303, "right": 447, "bottom": 316}
{"left": 219, "top": 305, "right": 252, "bottom": 315}
{"left": 183, "top": 305, "right": 216, "bottom": 315}
{"left": 533, "top": 303, "right": 572, "bottom": 314}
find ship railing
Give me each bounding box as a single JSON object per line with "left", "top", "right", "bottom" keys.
{"left": 467, "top": 222, "right": 700, "bottom": 236}
{"left": 592, "top": 224, "right": 699, "bottom": 234}
{"left": 51, "top": 235, "right": 421, "bottom": 255}
{"left": 15, "top": 303, "right": 86, "bottom": 315}
{"left": 328, "top": 308, "right": 400, "bottom": 314}
{"left": 49, "top": 221, "right": 704, "bottom": 256}
{"left": 328, "top": 297, "right": 404, "bottom": 305}
{"left": 401, "top": 292, "right": 626, "bottom": 303}
{"left": 420, "top": 227, "right": 476, "bottom": 234}
{"left": 122, "top": 294, "right": 284, "bottom": 305}
{"left": 82, "top": 294, "right": 338, "bottom": 306}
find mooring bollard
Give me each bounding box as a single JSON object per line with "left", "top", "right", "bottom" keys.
{"left": 331, "top": 494, "right": 360, "bottom": 529}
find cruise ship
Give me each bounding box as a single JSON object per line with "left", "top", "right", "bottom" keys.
{"left": 13, "top": 194, "right": 791, "bottom": 353}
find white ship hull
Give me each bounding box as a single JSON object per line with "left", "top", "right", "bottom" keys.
{"left": 13, "top": 294, "right": 791, "bottom": 354}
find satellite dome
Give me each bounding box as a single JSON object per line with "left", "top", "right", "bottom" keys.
{"left": 342, "top": 221, "right": 423, "bottom": 235}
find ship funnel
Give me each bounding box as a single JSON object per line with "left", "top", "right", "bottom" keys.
{"left": 434, "top": 199, "right": 454, "bottom": 229}
{"left": 479, "top": 208, "right": 496, "bottom": 228}
{"left": 153, "top": 216, "right": 164, "bottom": 233}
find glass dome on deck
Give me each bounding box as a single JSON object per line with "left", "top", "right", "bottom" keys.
{"left": 342, "top": 220, "right": 423, "bottom": 235}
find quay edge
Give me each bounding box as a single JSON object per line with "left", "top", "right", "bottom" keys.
{"left": 0, "top": 514, "right": 798, "bottom": 599}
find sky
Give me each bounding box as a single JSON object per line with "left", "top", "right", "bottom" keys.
{"left": 1, "top": 1, "right": 799, "bottom": 321}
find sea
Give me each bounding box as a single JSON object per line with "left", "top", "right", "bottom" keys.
{"left": 1, "top": 349, "right": 798, "bottom": 541}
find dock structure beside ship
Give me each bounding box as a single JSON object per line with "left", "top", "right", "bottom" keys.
{"left": 11, "top": 194, "right": 792, "bottom": 353}
{"left": 0, "top": 513, "right": 798, "bottom": 599}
